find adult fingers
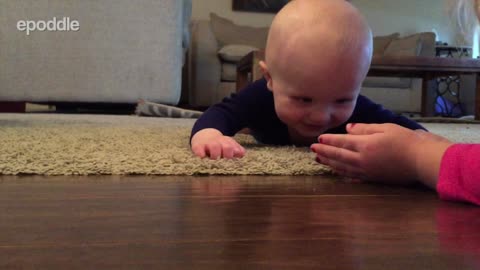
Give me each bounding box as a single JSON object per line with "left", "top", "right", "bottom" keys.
{"left": 315, "top": 154, "right": 366, "bottom": 179}
{"left": 312, "top": 143, "right": 361, "bottom": 166}
{"left": 316, "top": 133, "right": 363, "bottom": 152}
{"left": 345, "top": 123, "right": 392, "bottom": 135}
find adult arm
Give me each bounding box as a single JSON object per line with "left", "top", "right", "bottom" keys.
{"left": 437, "top": 144, "right": 480, "bottom": 205}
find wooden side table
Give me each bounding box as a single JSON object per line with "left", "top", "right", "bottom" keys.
{"left": 369, "top": 56, "right": 480, "bottom": 119}
{"left": 435, "top": 45, "right": 472, "bottom": 58}
{"left": 433, "top": 46, "right": 472, "bottom": 117}
{"left": 236, "top": 50, "right": 265, "bottom": 92}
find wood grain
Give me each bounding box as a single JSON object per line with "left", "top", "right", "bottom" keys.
{"left": 1, "top": 175, "right": 479, "bottom": 269}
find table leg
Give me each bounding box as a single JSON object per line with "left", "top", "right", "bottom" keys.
{"left": 421, "top": 74, "right": 433, "bottom": 117}
{"left": 236, "top": 68, "right": 250, "bottom": 92}
{"left": 252, "top": 56, "right": 264, "bottom": 83}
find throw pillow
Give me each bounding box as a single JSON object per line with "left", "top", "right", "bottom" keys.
{"left": 373, "top": 33, "right": 400, "bottom": 56}
{"left": 218, "top": 44, "right": 259, "bottom": 63}
{"left": 384, "top": 34, "right": 422, "bottom": 57}
{"left": 407, "top": 32, "right": 436, "bottom": 57}
{"left": 210, "top": 13, "right": 269, "bottom": 48}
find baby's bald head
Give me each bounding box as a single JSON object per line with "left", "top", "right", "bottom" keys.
{"left": 263, "top": 0, "right": 372, "bottom": 87}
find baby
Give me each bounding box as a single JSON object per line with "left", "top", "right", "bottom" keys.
{"left": 190, "top": 0, "right": 424, "bottom": 159}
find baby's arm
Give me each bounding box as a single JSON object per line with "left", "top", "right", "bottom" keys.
{"left": 190, "top": 104, "right": 246, "bottom": 159}
{"left": 191, "top": 128, "right": 245, "bottom": 159}
{"left": 189, "top": 92, "right": 249, "bottom": 159}
{"left": 190, "top": 78, "right": 271, "bottom": 159}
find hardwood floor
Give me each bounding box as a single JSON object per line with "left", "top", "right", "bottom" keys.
{"left": 1, "top": 175, "right": 479, "bottom": 269}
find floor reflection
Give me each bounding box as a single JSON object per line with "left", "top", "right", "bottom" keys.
{"left": 183, "top": 177, "right": 480, "bottom": 268}
{"left": 1, "top": 175, "right": 478, "bottom": 269}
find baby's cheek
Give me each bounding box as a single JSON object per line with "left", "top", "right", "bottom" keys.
{"left": 277, "top": 105, "right": 304, "bottom": 122}
{"left": 333, "top": 106, "right": 355, "bottom": 124}
{"left": 289, "top": 107, "right": 307, "bottom": 122}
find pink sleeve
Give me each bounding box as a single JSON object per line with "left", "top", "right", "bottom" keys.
{"left": 437, "top": 144, "right": 480, "bottom": 205}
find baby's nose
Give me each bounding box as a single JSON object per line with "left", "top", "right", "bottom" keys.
{"left": 308, "top": 110, "right": 330, "bottom": 125}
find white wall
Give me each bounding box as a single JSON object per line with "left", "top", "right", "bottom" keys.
{"left": 192, "top": 0, "right": 274, "bottom": 27}
{"left": 193, "top": 0, "right": 459, "bottom": 44}
{"left": 351, "top": 0, "right": 459, "bottom": 45}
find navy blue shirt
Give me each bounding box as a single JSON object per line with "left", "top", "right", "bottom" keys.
{"left": 191, "top": 78, "right": 425, "bottom": 145}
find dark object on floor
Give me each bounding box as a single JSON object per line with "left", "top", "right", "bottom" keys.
{"left": 0, "top": 102, "right": 26, "bottom": 113}
{"left": 53, "top": 102, "right": 136, "bottom": 115}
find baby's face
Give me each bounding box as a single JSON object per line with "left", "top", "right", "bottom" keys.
{"left": 271, "top": 74, "right": 360, "bottom": 138}
{"left": 262, "top": 0, "right": 372, "bottom": 139}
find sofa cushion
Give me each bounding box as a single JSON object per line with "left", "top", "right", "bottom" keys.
{"left": 373, "top": 33, "right": 400, "bottom": 56}
{"left": 414, "top": 32, "right": 436, "bottom": 57}
{"left": 384, "top": 34, "right": 422, "bottom": 56}
{"left": 210, "top": 13, "right": 269, "bottom": 48}
{"left": 362, "top": 77, "right": 411, "bottom": 89}
{"left": 221, "top": 63, "right": 238, "bottom": 82}
{"left": 218, "top": 44, "right": 259, "bottom": 62}
{"left": 0, "top": 0, "right": 187, "bottom": 105}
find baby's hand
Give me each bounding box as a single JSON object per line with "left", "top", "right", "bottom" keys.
{"left": 191, "top": 128, "right": 246, "bottom": 159}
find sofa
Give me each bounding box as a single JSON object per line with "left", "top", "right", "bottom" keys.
{"left": 188, "top": 13, "right": 269, "bottom": 107}
{"left": 188, "top": 13, "right": 436, "bottom": 114}
{"left": 0, "top": 0, "right": 192, "bottom": 105}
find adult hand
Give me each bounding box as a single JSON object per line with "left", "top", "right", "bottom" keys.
{"left": 310, "top": 123, "right": 453, "bottom": 188}
{"left": 191, "top": 128, "right": 246, "bottom": 159}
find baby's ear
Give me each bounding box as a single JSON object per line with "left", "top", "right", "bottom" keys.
{"left": 259, "top": 61, "right": 273, "bottom": 91}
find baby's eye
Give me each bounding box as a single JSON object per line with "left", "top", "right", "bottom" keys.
{"left": 336, "top": 98, "right": 353, "bottom": 104}
{"left": 293, "top": 97, "right": 313, "bottom": 103}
